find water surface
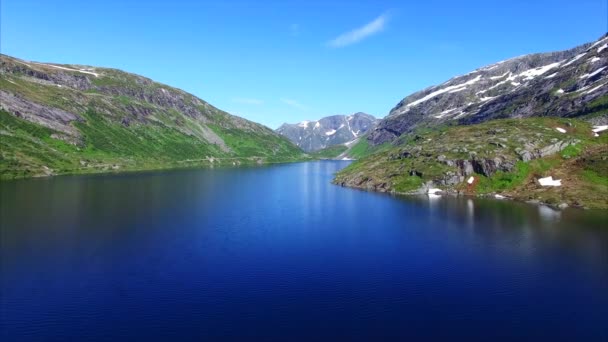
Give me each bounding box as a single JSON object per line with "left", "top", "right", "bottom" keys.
{"left": 1, "top": 161, "right": 607, "bottom": 340}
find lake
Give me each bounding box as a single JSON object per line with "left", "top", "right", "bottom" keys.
{"left": 1, "top": 161, "right": 607, "bottom": 340}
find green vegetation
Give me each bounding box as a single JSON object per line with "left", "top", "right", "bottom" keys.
{"left": 0, "top": 55, "right": 306, "bottom": 179}
{"left": 335, "top": 117, "right": 608, "bottom": 209}
{"left": 310, "top": 145, "right": 348, "bottom": 159}
{"left": 345, "top": 137, "right": 391, "bottom": 159}
{"left": 474, "top": 162, "right": 530, "bottom": 194}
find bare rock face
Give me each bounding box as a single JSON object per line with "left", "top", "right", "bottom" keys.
{"left": 277, "top": 113, "right": 378, "bottom": 152}
{"left": 368, "top": 34, "right": 608, "bottom": 145}
{"left": 0, "top": 90, "right": 82, "bottom": 141}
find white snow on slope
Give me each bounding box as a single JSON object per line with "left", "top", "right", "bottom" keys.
{"left": 590, "top": 57, "right": 601, "bottom": 63}
{"left": 517, "top": 62, "right": 561, "bottom": 80}
{"left": 434, "top": 108, "right": 458, "bottom": 119}
{"left": 538, "top": 176, "right": 561, "bottom": 187}
{"left": 583, "top": 83, "right": 606, "bottom": 95}
{"left": 314, "top": 122, "right": 320, "bottom": 129}
{"left": 562, "top": 53, "right": 586, "bottom": 67}
{"left": 556, "top": 88, "right": 564, "bottom": 94}
{"left": 589, "top": 36, "right": 608, "bottom": 50}
{"left": 579, "top": 66, "right": 607, "bottom": 79}
{"left": 34, "top": 62, "right": 99, "bottom": 77}
{"left": 325, "top": 129, "right": 336, "bottom": 136}
{"left": 555, "top": 127, "right": 566, "bottom": 133}
{"left": 297, "top": 121, "right": 310, "bottom": 128}
{"left": 592, "top": 125, "right": 608, "bottom": 133}
{"left": 598, "top": 44, "right": 607, "bottom": 53}
{"left": 544, "top": 72, "right": 558, "bottom": 79}
{"left": 406, "top": 75, "right": 482, "bottom": 108}
{"left": 489, "top": 72, "right": 509, "bottom": 80}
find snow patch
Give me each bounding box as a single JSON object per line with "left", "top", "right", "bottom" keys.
{"left": 314, "top": 122, "right": 320, "bottom": 129}
{"left": 579, "top": 66, "right": 607, "bottom": 79}
{"left": 427, "top": 188, "right": 443, "bottom": 195}
{"left": 544, "top": 72, "right": 558, "bottom": 79}
{"left": 556, "top": 88, "right": 564, "bottom": 94}
{"left": 590, "top": 57, "right": 601, "bottom": 63}
{"left": 489, "top": 72, "right": 509, "bottom": 80}
{"left": 325, "top": 129, "right": 336, "bottom": 136}
{"left": 467, "top": 176, "right": 475, "bottom": 184}
{"left": 297, "top": 121, "right": 310, "bottom": 128}
{"left": 538, "top": 176, "right": 562, "bottom": 187}
{"left": 406, "top": 75, "right": 482, "bottom": 108}
{"left": 555, "top": 127, "right": 567, "bottom": 133}
{"left": 592, "top": 125, "right": 608, "bottom": 133}
{"left": 434, "top": 107, "right": 458, "bottom": 119}
{"left": 598, "top": 43, "right": 607, "bottom": 53}
{"left": 562, "top": 53, "right": 586, "bottom": 67}
{"left": 495, "top": 194, "right": 507, "bottom": 199}
{"left": 583, "top": 83, "right": 606, "bottom": 95}
{"left": 589, "top": 36, "right": 608, "bottom": 50}
{"left": 344, "top": 138, "right": 359, "bottom": 147}
{"left": 517, "top": 62, "right": 561, "bottom": 80}
{"left": 33, "top": 62, "right": 99, "bottom": 77}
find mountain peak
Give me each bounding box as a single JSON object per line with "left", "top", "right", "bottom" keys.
{"left": 368, "top": 34, "right": 608, "bottom": 145}
{"left": 277, "top": 113, "right": 377, "bottom": 152}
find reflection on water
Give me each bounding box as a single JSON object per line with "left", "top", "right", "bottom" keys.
{"left": 1, "top": 161, "right": 608, "bottom": 340}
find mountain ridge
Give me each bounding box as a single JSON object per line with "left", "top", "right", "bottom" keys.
{"left": 0, "top": 54, "right": 306, "bottom": 179}
{"left": 368, "top": 34, "right": 608, "bottom": 145}
{"left": 277, "top": 112, "right": 377, "bottom": 152}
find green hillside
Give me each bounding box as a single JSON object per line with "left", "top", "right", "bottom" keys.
{"left": 334, "top": 118, "right": 608, "bottom": 209}
{"left": 0, "top": 55, "right": 306, "bottom": 179}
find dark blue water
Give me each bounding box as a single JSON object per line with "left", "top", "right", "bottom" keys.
{"left": 1, "top": 161, "right": 607, "bottom": 341}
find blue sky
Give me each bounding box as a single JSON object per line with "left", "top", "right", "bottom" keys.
{"left": 2, "top": 0, "right": 607, "bottom": 128}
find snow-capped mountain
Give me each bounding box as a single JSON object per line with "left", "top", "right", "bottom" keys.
{"left": 277, "top": 113, "right": 377, "bottom": 152}
{"left": 368, "top": 33, "right": 608, "bottom": 145}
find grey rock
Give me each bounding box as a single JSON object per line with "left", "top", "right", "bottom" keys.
{"left": 276, "top": 113, "right": 378, "bottom": 152}
{"left": 367, "top": 34, "right": 608, "bottom": 146}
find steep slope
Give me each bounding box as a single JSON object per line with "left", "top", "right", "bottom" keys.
{"left": 276, "top": 112, "right": 377, "bottom": 152}
{"left": 369, "top": 34, "right": 608, "bottom": 145}
{"left": 0, "top": 54, "right": 305, "bottom": 179}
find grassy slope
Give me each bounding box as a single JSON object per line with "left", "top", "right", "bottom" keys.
{"left": 334, "top": 117, "right": 608, "bottom": 209}
{"left": 0, "top": 109, "right": 306, "bottom": 179}
{"left": 310, "top": 145, "right": 348, "bottom": 159}
{"left": 0, "top": 57, "right": 307, "bottom": 179}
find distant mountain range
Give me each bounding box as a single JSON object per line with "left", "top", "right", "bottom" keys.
{"left": 277, "top": 112, "right": 377, "bottom": 152}
{"left": 368, "top": 33, "right": 608, "bottom": 145}
{"left": 0, "top": 54, "right": 305, "bottom": 178}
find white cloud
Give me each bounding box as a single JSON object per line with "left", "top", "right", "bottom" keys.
{"left": 232, "top": 97, "right": 264, "bottom": 105}
{"left": 280, "top": 98, "right": 306, "bottom": 110}
{"left": 327, "top": 13, "right": 389, "bottom": 48}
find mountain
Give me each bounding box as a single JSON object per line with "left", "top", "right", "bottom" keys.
{"left": 368, "top": 34, "right": 608, "bottom": 145}
{"left": 276, "top": 112, "right": 377, "bottom": 152}
{"left": 334, "top": 35, "right": 608, "bottom": 209}
{"left": 0, "top": 54, "right": 305, "bottom": 179}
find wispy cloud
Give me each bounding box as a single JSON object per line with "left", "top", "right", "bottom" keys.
{"left": 327, "top": 13, "right": 389, "bottom": 48}
{"left": 280, "top": 98, "right": 306, "bottom": 110}
{"left": 232, "top": 97, "right": 264, "bottom": 105}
